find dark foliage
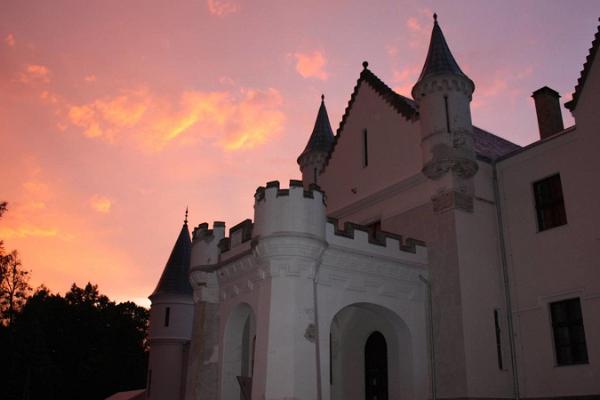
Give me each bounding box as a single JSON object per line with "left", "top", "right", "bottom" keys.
{"left": 0, "top": 283, "right": 148, "bottom": 400}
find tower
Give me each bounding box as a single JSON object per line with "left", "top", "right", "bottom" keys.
{"left": 412, "top": 13, "right": 478, "bottom": 212}
{"left": 297, "top": 95, "right": 335, "bottom": 188}
{"left": 147, "top": 211, "right": 194, "bottom": 400}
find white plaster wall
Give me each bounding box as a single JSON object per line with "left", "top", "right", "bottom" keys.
{"left": 498, "top": 128, "right": 600, "bottom": 396}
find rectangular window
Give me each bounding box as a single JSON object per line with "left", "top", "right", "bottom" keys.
{"left": 533, "top": 174, "right": 567, "bottom": 231}
{"left": 493, "top": 309, "right": 504, "bottom": 370}
{"left": 363, "top": 129, "right": 369, "bottom": 167}
{"left": 550, "top": 298, "right": 588, "bottom": 366}
{"left": 164, "top": 307, "right": 171, "bottom": 327}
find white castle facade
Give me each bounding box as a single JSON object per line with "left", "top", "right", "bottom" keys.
{"left": 138, "top": 15, "right": 600, "bottom": 400}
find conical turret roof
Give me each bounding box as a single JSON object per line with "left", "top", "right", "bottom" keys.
{"left": 150, "top": 218, "right": 192, "bottom": 299}
{"left": 414, "top": 14, "right": 473, "bottom": 88}
{"left": 298, "top": 95, "right": 335, "bottom": 164}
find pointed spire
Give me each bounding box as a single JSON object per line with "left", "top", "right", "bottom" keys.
{"left": 150, "top": 221, "right": 192, "bottom": 298}
{"left": 297, "top": 95, "right": 335, "bottom": 163}
{"left": 414, "top": 13, "right": 472, "bottom": 87}
{"left": 184, "top": 206, "right": 188, "bottom": 225}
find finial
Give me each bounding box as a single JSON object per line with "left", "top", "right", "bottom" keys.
{"left": 321, "top": 94, "right": 325, "bottom": 102}
{"left": 433, "top": 13, "right": 438, "bottom": 23}
{"left": 184, "top": 206, "right": 188, "bottom": 225}
{"left": 362, "top": 61, "right": 368, "bottom": 69}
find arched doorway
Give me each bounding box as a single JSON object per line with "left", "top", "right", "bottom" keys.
{"left": 365, "top": 331, "right": 388, "bottom": 400}
{"left": 330, "top": 303, "right": 413, "bottom": 400}
{"left": 222, "top": 303, "right": 256, "bottom": 400}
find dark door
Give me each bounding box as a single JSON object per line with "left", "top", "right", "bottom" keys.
{"left": 364, "top": 331, "right": 388, "bottom": 400}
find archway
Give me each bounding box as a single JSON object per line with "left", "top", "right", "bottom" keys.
{"left": 330, "top": 303, "right": 413, "bottom": 400}
{"left": 365, "top": 331, "right": 388, "bottom": 400}
{"left": 222, "top": 303, "right": 256, "bottom": 400}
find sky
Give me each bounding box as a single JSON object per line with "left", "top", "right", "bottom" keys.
{"left": 1, "top": 0, "right": 598, "bottom": 307}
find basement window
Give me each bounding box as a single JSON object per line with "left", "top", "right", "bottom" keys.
{"left": 533, "top": 174, "right": 567, "bottom": 231}
{"left": 550, "top": 298, "right": 588, "bottom": 366}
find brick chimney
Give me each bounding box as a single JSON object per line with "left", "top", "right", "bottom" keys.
{"left": 532, "top": 86, "right": 564, "bottom": 139}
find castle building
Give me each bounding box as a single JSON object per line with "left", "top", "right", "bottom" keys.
{"left": 139, "top": 15, "right": 600, "bottom": 400}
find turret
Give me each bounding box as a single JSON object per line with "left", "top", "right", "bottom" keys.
{"left": 147, "top": 210, "right": 194, "bottom": 400}
{"left": 412, "top": 14, "right": 478, "bottom": 211}
{"left": 297, "top": 95, "right": 335, "bottom": 188}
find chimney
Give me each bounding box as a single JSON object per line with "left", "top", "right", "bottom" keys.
{"left": 532, "top": 86, "right": 564, "bottom": 139}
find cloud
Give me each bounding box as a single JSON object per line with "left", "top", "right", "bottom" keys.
{"left": 5, "top": 33, "right": 15, "bottom": 47}
{"left": 90, "top": 195, "right": 112, "bottom": 214}
{"left": 293, "top": 51, "right": 329, "bottom": 80}
{"left": 66, "top": 86, "right": 285, "bottom": 152}
{"left": 391, "top": 65, "right": 421, "bottom": 96}
{"left": 406, "top": 17, "right": 424, "bottom": 33}
{"left": 471, "top": 66, "right": 533, "bottom": 109}
{"left": 207, "top": 0, "right": 239, "bottom": 16}
{"left": 0, "top": 225, "right": 59, "bottom": 239}
{"left": 84, "top": 74, "right": 97, "bottom": 82}
{"left": 18, "top": 64, "right": 51, "bottom": 84}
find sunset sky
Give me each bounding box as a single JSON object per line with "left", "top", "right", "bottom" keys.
{"left": 1, "top": 0, "right": 598, "bottom": 306}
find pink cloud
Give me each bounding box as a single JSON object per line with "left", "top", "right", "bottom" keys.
{"left": 90, "top": 195, "right": 112, "bottom": 214}
{"left": 207, "top": 0, "right": 239, "bottom": 16}
{"left": 391, "top": 64, "right": 421, "bottom": 96}
{"left": 66, "top": 86, "right": 285, "bottom": 152}
{"left": 18, "top": 64, "right": 51, "bottom": 84}
{"left": 84, "top": 74, "right": 97, "bottom": 82}
{"left": 293, "top": 51, "right": 329, "bottom": 80}
{"left": 5, "top": 33, "right": 15, "bottom": 47}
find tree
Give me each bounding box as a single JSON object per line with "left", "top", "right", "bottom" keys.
{"left": 0, "top": 250, "right": 31, "bottom": 325}
{"left": 0, "top": 202, "right": 32, "bottom": 325}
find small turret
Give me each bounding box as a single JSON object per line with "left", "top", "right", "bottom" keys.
{"left": 412, "top": 14, "right": 478, "bottom": 212}
{"left": 147, "top": 211, "right": 194, "bottom": 400}
{"left": 297, "top": 95, "right": 335, "bottom": 188}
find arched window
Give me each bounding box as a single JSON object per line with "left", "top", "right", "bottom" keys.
{"left": 365, "top": 331, "right": 388, "bottom": 400}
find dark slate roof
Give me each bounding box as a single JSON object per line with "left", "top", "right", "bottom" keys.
{"left": 298, "top": 96, "right": 335, "bottom": 162}
{"left": 151, "top": 222, "right": 192, "bottom": 298}
{"left": 414, "top": 14, "right": 473, "bottom": 90}
{"left": 565, "top": 18, "right": 600, "bottom": 112}
{"left": 473, "top": 126, "right": 520, "bottom": 162}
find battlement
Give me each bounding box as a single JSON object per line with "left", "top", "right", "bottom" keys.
{"left": 326, "top": 217, "right": 426, "bottom": 255}
{"left": 218, "top": 219, "right": 253, "bottom": 254}
{"left": 254, "top": 180, "right": 325, "bottom": 204}
{"left": 192, "top": 221, "right": 225, "bottom": 241}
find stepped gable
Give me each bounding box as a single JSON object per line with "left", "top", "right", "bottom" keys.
{"left": 151, "top": 220, "right": 193, "bottom": 298}
{"left": 327, "top": 217, "right": 426, "bottom": 254}
{"left": 297, "top": 95, "right": 336, "bottom": 163}
{"left": 413, "top": 14, "right": 473, "bottom": 90}
{"left": 565, "top": 18, "right": 600, "bottom": 111}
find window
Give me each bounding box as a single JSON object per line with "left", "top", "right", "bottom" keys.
{"left": 362, "top": 129, "right": 369, "bottom": 167}
{"left": 533, "top": 174, "right": 567, "bottom": 231}
{"left": 164, "top": 307, "right": 171, "bottom": 327}
{"left": 493, "top": 309, "right": 504, "bottom": 370}
{"left": 550, "top": 298, "right": 588, "bottom": 366}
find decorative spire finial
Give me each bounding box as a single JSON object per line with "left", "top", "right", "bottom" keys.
{"left": 362, "top": 61, "right": 369, "bottom": 69}
{"left": 321, "top": 94, "right": 325, "bottom": 102}
{"left": 433, "top": 13, "right": 438, "bottom": 23}
{"left": 184, "top": 206, "right": 188, "bottom": 225}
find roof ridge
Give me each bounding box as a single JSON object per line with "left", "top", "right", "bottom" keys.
{"left": 565, "top": 17, "right": 600, "bottom": 111}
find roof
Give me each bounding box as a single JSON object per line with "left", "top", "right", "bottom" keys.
{"left": 472, "top": 126, "right": 521, "bottom": 162}
{"left": 413, "top": 14, "right": 473, "bottom": 91}
{"left": 150, "top": 221, "right": 192, "bottom": 298}
{"left": 298, "top": 95, "right": 335, "bottom": 163}
{"left": 321, "top": 64, "right": 518, "bottom": 171}
{"left": 565, "top": 18, "right": 600, "bottom": 111}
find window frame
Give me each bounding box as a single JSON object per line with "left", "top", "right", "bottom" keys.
{"left": 532, "top": 173, "right": 567, "bottom": 232}
{"left": 549, "top": 297, "right": 589, "bottom": 366}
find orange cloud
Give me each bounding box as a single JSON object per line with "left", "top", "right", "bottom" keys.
{"left": 207, "top": 0, "right": 239, "bottom": 16}
{"left": 66, "top": 86, "right": 285, "bottom": 152}
{"left": 293, "top": 51, "right": 329, "bottom": 80}
{"left": 5, "top": 33, "right": 15, "bottom": 47}
{"left": 0, "top": 225, "right": 59, "bottom": 239}
{"left": 90, "top": 195, "right": 112, "bottom": 214}
{"left": 18, "top": 64, "right": 51, "bottom": 84}
{"left": 84, "top": 74, "right": 97, "bottom": 82}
